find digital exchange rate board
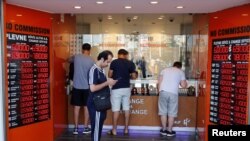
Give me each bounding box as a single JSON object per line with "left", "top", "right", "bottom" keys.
{"left": 7, "top": 32, "right": 50, "bottom": 128}
{"left": 209, "top": 36, "right": 249, "bottom": 125}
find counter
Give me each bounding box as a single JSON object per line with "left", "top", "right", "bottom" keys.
{"left": 67, "top": 79, "right": 198, "bottom": 130}
{"left": 103, "top": 96, "right": 197, "bottom": 127}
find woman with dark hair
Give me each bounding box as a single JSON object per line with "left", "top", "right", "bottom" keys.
{"left": 87, "top": 50, "right": 117, "bottom": 141}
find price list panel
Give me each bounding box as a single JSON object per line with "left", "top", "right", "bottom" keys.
{"left": 7, "top": 32, "right": 50, "bottom": 128}
{"left": 209, "top": 36, "right": 249, "bottom": 125}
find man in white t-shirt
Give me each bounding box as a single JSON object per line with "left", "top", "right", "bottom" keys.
{"left": 158, "top": 61, "right": 187, "bottom": 136}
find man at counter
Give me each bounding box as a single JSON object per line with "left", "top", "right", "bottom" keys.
{"left": 158, "top": 61, "right": 187, "bottom": 136}
{"left": 108, "top": 49, "right": 137, "bottom": 135}
{"left": 70, "top": 43, "right": 94, "bottom": 135}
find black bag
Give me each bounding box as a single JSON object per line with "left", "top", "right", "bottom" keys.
{"left": 92, "top": 70, "right": 111, "bottom": 111}
{"left": 93, "top": 86, "right": 111, "bottom": 111}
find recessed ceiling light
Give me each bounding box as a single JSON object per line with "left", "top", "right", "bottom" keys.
{"left": 158, "top": 17, "right": 163, "bottom": 20}
{"left": 242, "top": 13, "right": 248, "bottom": 16}
{"left": 213, "top": 16, "right": 218, "bottom": 19}
{"left": 176, "top": 6, "right": 184, "bottom": 9}
{"left": 133, "top": 16, "right": 138, "bottom": 20}
{"left": 107, "top": 16, "right": 112, "bottom": 20}
{"left": 16, "top": 14, "right": 22, "bottom": 17}
{"left": 150, "top": 1, "right": 158, "bottom": 4}
{"left": 96, "top": 1, "right": 104, "bottom": 4}
{"left": 124, "top": 6, "right": 132, "bottom": 9}
{"left": 74, "top": 6, "right": 81, "bottom": 9}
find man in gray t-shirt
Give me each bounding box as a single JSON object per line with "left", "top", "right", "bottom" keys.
{"left": 158, "top": 61, "right": 187, "bottom": 137}
{"left": 70, "top": 43, "right": 95, "bottom": 135}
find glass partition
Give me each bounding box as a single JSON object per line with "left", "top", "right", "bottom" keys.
{"left": 69, "top": 33, "right": 197, "bottom": 79}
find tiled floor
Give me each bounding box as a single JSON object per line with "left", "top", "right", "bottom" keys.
{"left": 56, "top": 129, "right": 200, "bottom": 141}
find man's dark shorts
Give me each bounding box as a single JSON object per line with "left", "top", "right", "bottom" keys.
{"left": 70, "top": 88, "right": 90, "bottom": 106}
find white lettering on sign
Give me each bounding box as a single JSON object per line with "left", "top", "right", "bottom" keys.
{"left": 130, "top": 98, "right": 147, "bottom": 115}
{"left": 241, "top": 38, "right": 250, "bottom": 43}
{"left": 230, "top": 39, "right": 240, "bottom": 44}
{"left": 29, "top": 39, "right": 39, "bottom": 43}
{"left": 131, "top": 99, "right": 144, "bottom": 104}
{"left": 213, "top": 41, "right": 221, "bottom": 45}
{"left": 183, "top": 118, "right": 191, "bottom": 126}
{"left": 131, "top": 109, "right": 148, "bottom": 115}
{"left": 7, "top": 33, "right": 27, "bottom": 41}
{"left": 174, "top": 118, "right": 191, "bottom": 126}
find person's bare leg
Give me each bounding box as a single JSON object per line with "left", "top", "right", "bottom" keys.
{"left": 124, "top": 110, "right": 130, "bottom": 133}
{"left": 160, "top": 115, "right": 167, "bottom": 130}
{"left": 167, "top": 116, "right": 175, "bottom": 132}
{"left": 74, "top": 106, "right": 80, "bottom": 128}
{"left": 112, "top": 111, "right": 120, "bottom": 134}
{"left": 84, "top": 106, "right": 89, "bottom": 128}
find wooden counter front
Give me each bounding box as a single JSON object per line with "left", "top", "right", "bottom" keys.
{"left": 68, "top": 96, "right": 197, "bottom": 128}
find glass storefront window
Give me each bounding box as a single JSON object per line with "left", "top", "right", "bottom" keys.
{"left": 68, "top": 33, "right": 196, "bottom": 79}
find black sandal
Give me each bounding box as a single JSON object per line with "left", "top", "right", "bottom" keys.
{"left": 124, "top": 130, "right": 129, "bottom": 135}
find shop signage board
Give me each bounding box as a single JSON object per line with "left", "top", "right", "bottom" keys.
{"left": 209, "top": 36, "right": 249, "bottom": 125}
{"left": 6, "top": 32, "right": 50, "bottom": 128}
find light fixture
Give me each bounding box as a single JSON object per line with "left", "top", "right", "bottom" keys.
{"left": 74, "top": 6, "right": 81, "bottom": 9}
{"left": 60, "top": 14, "right": 64, "bottom": 23}
{"left": 124, "top": 6, "right": 132, "bottom": 9}
{"left": 133, "top": 16, "right": 138, "bottom": 20}
{"left": 242, "top": 14, "right": 248, "bottom": 16}
{"left": 96, "top": 1, "right": 104, "bottom": 4}
{"left": 158, "top": 17, "right": 163, "bottom": 20}
{"left": 176, "top": 6, "right": 184, "bottom": 9}
{"left": 16, "top": 14, "right": 22, "bottom": 17}
{"left": 213, "top": 16, "right": 218, "bottom": 19}
{"left": 107, "top": 15, "right": 112, "bottom": 20}
{"left": 150, "top": 1, "right": 158, "bottom": 4}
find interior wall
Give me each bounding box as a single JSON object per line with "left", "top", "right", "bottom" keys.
{"left": 205, "top": 3, "right": 250, "bottom": 141}
{"left": 5, "top": 4, "right": 53, "bottom": 141}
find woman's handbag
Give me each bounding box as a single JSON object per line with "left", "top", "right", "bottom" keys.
{"left": 93, "top": 86, "right": 111, "bottom": 111}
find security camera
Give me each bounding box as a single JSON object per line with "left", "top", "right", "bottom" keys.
{"left": 127, "top": 17, "right": 131, "bottom": 22}
{"left": 98, "top": 17, "right": 103, "bottom": 22}
{"left": 168, "top": 17, "right": 174, "bottom": 22}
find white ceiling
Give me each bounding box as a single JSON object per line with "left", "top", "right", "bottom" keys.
{"left": 6, "top": 0, "right": 250, "bottom": 14}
